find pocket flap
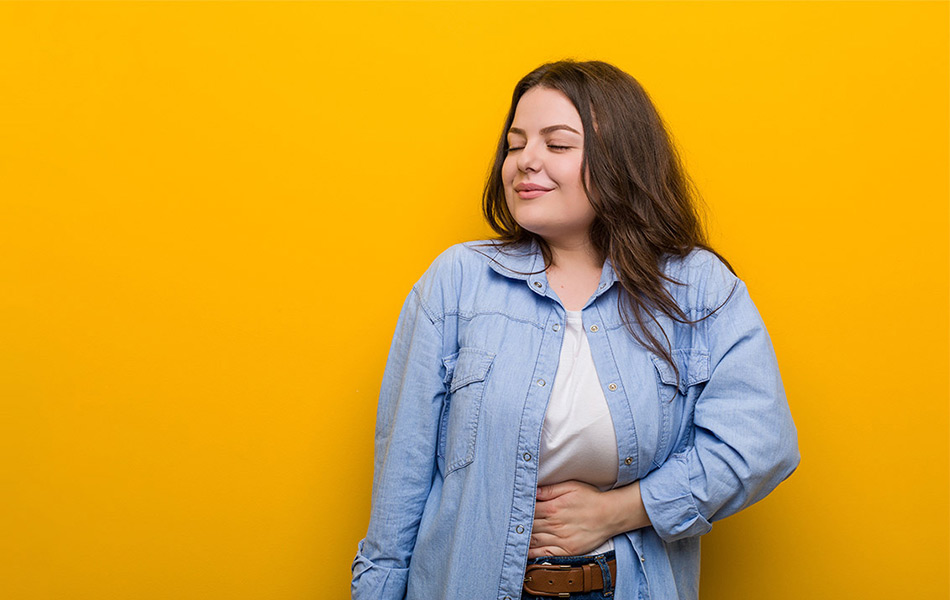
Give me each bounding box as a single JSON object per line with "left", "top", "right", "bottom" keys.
{"left": 650, "top": 353, "right": 678, "bottom": 386}
{"left": 650, "top": 349, "right": 710, "bottom": 390}
{"left": 446, "top": 347, "right": 495, "bottom": 393}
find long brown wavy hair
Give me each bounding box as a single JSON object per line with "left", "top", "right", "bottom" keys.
{"left": 482, "top": 59, "right": 736, "bottom": 388}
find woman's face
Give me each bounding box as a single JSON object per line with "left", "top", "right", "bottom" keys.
{"left": 502, "top": 86, "right": 595, "bottom": 248}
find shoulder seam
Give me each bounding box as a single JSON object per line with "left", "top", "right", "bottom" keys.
{"left": 409, "top": 286, "right": 445, "bottom": 328}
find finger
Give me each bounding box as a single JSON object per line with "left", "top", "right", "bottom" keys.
{"left": 529, "top": 531, "right": 562, "bottom": 549}
{"left": 536, "top": 482, "right": 574, "bottom": 501}
{"left": 527, "top": 545, "right": 567, "bottom": 559}
{"left": 533, "top": 499, "right": 555, "bottom": 519}
{"left": 531, "top": 514, "right": 566, "bottom": 536}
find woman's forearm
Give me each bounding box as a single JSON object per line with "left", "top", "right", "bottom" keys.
{"left": 602, "top": 480, "right": 652, "bottom": 536}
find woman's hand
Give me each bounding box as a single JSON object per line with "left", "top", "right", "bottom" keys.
{"left": 528, "top": 480, "right": 651, "bottom": 558}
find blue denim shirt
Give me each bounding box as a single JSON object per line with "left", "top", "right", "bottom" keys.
{"left": 352, "top": 240, "right": 799, "bottom": 600}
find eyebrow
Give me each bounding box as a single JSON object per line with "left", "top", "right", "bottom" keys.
{"left": 507, "top": 125, "right": 581, "bottom": 137}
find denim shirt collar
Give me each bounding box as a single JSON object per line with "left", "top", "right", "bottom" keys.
{"left": 471, "top": 238, "right": 620, "bottom": 305}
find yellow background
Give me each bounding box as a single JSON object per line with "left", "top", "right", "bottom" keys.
{"left": 1, "top": 1, "right": 947, "bottom": 598}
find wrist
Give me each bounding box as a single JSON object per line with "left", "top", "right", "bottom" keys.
{"left": 604, "top": 481, "right": 651, "bottom": 535}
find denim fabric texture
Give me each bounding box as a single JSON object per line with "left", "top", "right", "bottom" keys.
{"left": 523, "top": 550, "right": 616, "bottom": 599}
{"left": 351, "top": 239, "right": 800, "bottom": 600}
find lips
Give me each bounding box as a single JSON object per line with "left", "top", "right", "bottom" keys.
{"left": 514, "top": 182, "right": 553, "bottom": 199}
{"left": 514, "top": 183, "right": 553, "bottom": 192}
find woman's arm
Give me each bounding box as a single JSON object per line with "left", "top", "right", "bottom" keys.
{"left": 352, "top": 288, "right": 447, "bottom": 600}
{"left": 636, "top": 273, "right": 800, "bottom": 543}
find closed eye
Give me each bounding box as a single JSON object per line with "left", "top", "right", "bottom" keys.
{"left": 505, "top": 145, "right": 572, "bottom": 153}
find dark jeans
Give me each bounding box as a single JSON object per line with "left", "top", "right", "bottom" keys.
{"left": 522, "top": 550, "right": 616, "bottom": 599}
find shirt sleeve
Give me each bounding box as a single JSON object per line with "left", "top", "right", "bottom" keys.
{"left": 638, "top": 266, "right": 800, "bottom": 543}
{"left": 351, "top": 287, "right": 447, "bottom": 600}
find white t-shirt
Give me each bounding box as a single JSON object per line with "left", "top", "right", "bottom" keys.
{"left": 537, "top": 310, "right": 619, "bottom": 554}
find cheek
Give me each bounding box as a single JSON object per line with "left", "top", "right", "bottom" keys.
{"left": 501, "top": 157, "right": 516, "bottom": 183}
{"left": 547, "top": 157, "right": 581, "bottom": 188}
{"left": 500, "top": 161, "right": 516, "bottom": 212}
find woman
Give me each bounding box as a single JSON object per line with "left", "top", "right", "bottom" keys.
{"left": 352, "top": 60, "right": 799, "bottom": 600}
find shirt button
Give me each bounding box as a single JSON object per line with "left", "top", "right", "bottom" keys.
{"left": 608, "top": 383, "right": 618, "bottom": 391}
{"left": 537, "top": 379, "right": 546, "bottom": 387}
{"left": 523, "top": 452, "right": 532, "bottom": 462}
{"left": 516, "top": 525, "right": 525, "bottom": 534}
{"left": 533, "top": 281, "right": 543, "bottom": 288}
{"left": 552, "top": 323, "right": 560, "bottom": 332}
{"left": 589, "top": 325, "right": 599, "bottom": 332}
{"left": 640, "top": 555, "right": 646, "bottom": 563}
{"left": 599, "top": 283, "right": 606, "bottom": 290}
{"left": 624, "top": 456, "right": 633, "bottom": 465}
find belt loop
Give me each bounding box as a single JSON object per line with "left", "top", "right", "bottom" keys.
{"left": 596, "top": 555, "right": 613, "bottom": 596}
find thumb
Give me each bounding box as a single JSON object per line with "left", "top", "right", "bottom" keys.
{"left": 536, "top": 482, "right": 573, "bottom": 501}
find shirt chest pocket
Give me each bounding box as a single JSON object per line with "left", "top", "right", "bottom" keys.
{"left": 438, "top": 347, "right": 495, "bottom": 477}
{"left": 650, "top": 349, "right": 710, "bottom": 459}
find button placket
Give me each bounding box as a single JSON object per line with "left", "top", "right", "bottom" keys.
{"left": 500, "top": 300, "right": 562, "bottom": 600}
{"left": 583, "top": 303, "right": 640, "bottom": 488}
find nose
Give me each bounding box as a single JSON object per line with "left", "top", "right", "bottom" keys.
{"left": 517, "top": 141, "right": 541, "bottom": 173}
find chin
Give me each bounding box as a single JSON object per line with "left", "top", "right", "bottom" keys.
{"left": 515, "top": 223, "right": 557, "bottom": 240}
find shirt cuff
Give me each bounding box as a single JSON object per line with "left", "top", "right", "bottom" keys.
{"left": 638, "top": 452, "right": 712, "bottom": 542}
{"left": 351, "top": 539, "right": 410, "bottom": 600}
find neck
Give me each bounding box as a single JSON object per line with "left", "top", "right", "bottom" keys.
{"left": 540, "top": 235, "right": 605, "bottom": 311}
{"left": 545, "top": 236, "right": 603, "bottom": 272}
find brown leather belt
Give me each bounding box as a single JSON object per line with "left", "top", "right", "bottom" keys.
{"left": 522, "top": 559, "right": 617, "bottom": 597}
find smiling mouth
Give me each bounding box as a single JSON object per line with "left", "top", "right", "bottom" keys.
{"left": 516, "top": 189, "right": 551, "bottom": 199}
